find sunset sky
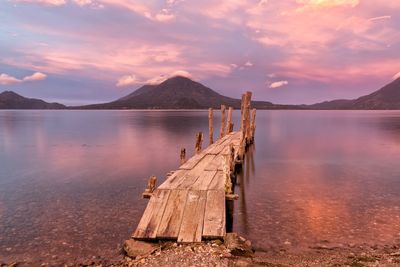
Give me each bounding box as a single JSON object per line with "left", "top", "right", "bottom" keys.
{"left": 1, "top": 0, "right": 400, "bottom": 105}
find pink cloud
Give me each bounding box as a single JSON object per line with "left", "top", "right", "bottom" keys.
{"left": 0, "top": 74, "right": 21, "bottom": 85}
{"left": 269, "top": 80, "right": 288, "bottom": 88}
{"left": 23, "top": 72, "right": 47, "bottom": 82}
{"left": 0, "top": 72, "right": 47, "bottom": 85}
{"left": 14, "top": 0, "right": 66, "bottom": 6}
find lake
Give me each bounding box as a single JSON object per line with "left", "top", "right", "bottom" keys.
{"left": 1, "top": 110, "right": 400, "bottom": 264}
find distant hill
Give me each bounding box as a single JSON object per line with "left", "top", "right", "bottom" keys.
{"left": 0, "top": 91, "right": 65, "bottom": 109}
{"left": 76, "top": 76, "right": 299, "bottom": 109}
{"left": 310, "top": 78, "right": 400, "bottom": 109}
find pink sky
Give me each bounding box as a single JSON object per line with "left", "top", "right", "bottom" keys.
{"left": 0, "top": 0, "right": 400, "bottom": 105}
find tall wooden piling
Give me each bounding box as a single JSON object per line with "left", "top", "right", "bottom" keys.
{"left": 195, "top": 132, "right": 203, "bottom": 154}
{"left": 208, "top": 108, "right": 213, "bottom": 145}
{"left": 245, "top": 92, "right": 252, "bottom": 144}
{"left": 238, "top": 94, "right": 249, "bottom": 160}
{"left": 220, "top": 105, "right": 226, "bottom": 138}
{"left": 226, "top": 107, "right": 233, "bottom": 134}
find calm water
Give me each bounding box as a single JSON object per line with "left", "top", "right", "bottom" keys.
{"left": 1, "top": 110, "right": 400, "bottom": 263}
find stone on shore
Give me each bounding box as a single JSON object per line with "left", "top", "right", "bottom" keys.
{"left": 123, "top": 239, "right": 159, "bottom": 259}
{"left": 224, "top": 233, "right": 254, "bottom": 257}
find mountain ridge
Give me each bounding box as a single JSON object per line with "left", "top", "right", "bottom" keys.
{"left": 1, "top": 76, "right": 400, "bottom": 110}
{"left": 0, "top": 91, "right": 66, "bottom": 109}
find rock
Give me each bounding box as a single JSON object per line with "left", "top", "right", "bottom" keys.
{"left": 390, "top": 252, "right": 400, "bottom": 257}
{"left": 224, "top": 233, "right": 254, "bottom": 257}
{"left": 123, "top": 239, "right": 158, "bottom": 259}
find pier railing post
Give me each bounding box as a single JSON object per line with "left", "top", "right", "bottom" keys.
{"left": 220, "top": 105, "right": 226, "bottom": 138}
{"left": 208, "top": 108, "right": 213, "bottom": 145}
{"left": 180, "top": 148, "right": 186, "bottom": 165}
{"left": 143, "top": 175, "right": 157, "bottom": 198}
{"left": 226, "top": 107, "right": 233, "bottom": 134}
{"left": 195, "top": 132, "right": 203, "bottom": 154}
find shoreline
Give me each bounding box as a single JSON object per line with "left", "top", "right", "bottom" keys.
{"left": 2, "top": 235, "right": 400, "bottom": 266}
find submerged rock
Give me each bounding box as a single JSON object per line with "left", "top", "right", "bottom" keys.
{"left": 123, "top": 239, "right": 158, "bottom": 259}
{"left": 224, "top": 233, "right": 254, "bottom": 257}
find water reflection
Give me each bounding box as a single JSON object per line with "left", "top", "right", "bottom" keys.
{"left": 232, "top": 111, "right": 400, "bottom": 251}
{"left": 0, "top": 110, "right": 400, "bottom": 263}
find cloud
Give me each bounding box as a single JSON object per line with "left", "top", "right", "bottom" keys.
{"left": 368, "top": 16, "right": 391, "bottom": 22}
{"left": 14, "top": 0, "right": 66, "bottom": 6}
{"left": 23, "top": 72, "right": 47, "bottom": 82}
{"left": 0, "top": 72, "right": 47, "bottom": 85}
{"left": 296, "top": 0, "right": 359, "bottom": 10}
{"left": 116, "top": 70, "right": 193, "bottom": 87}
{"left": 0, "top": 74, "right": 21, "bottom": 85}
{"left": 393, "top": 72, "right": 400, "bottom": 80}
{"left": 116, "top": 75, "right": 139, "bottom": 87}
{"left": 269, "top": 80, "right": 288, "bottom": 88}
{"left": 244, "top": 61, "right": 253, "bottom": 67}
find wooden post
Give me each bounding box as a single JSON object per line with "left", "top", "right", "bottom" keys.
{"left": 195, "top": 132, "right": 203, "bottom": 154}
{"left": 226, "top": 107, "right": 233, "bottom": 134}
{"left": 250, "top": 108, "right": 256, "bottom": 143}
{"left": 245, "top": 92, "right": 252, "bottom": 144}
{"left": 238, "top": 94, "right": 249, "bottom": 160}
{"left": 240, "top": 94, "right": 245, "bottom": 131}
{"left": 228, "top": 123, "right": 234, "bottom": 133}
{"left": 220, "top": 105, "right": 226, "bottom": 138}
{"left": 143, "top": 175, "right": 157, "bottom": 198}
{"left": 208, "top": 108, "right": 213, "bottom": 145}
{"left": 180, "top": 148, "right": 186, "bottom": 165}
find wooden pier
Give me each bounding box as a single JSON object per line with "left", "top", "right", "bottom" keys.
{"left": 133, "top": 92, "right": 256, "bottom": 243}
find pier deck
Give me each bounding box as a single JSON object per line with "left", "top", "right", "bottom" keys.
{"left": 133, "top": 132, "right": 241, "bottom": 243}
{"left": 132, "top": 91, "right": 255, "bottom": 243}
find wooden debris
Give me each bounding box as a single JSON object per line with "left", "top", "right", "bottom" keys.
{"left": 180, "top": 148, "right": 186, "bottom": 165}
{"left": 208, "top": 108, "right": 213, "bottom": 145}
{"left": 195, "top": 132, "right": 203, "bottom": 154}
{"left": 220, "top": 105, "right": 226, "bottom": 138}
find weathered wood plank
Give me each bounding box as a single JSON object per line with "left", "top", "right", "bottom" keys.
{"left": 177, "top": 190, "right": 207, "bottom": 243}
{"left": 205, "top": 154, "right": 225, "bottom": 171}
{"left": 190, "top": 170, "right": 217, "bottom": 190}
{"left": 158, "top": 169, "right": 188, "bottom": 190}
{"left": 208, "top": 171, "right": 225, "bottom": 190}
{"left": 203, "top": 190, "right": 226, "bottom": 238}
{"left": 179, "top": 153, "right": 206, "bottom": 170}
{"left": 133, "top": 189, "right": 170, "bottom": 239}
{"left": 157, "top": 190, "right": 188, "bottom": 239}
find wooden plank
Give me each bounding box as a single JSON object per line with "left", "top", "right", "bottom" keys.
{"left": 190, "top": 170, "right": 217, "bottom": 190}
{"left": 208, "top": 171, "right": 225, "bottom": 190}
{"left": 176, "top": 154, "right": 216, "bottom": 189}
{"left": 157, "top": 190, "right": 188, "bottom": 239}
{"left": 158, "top": 169, "right": 188, "bottom": 190}
{"left": 205, "top": 154, "right": 225, "bottom": 171}
{"left": 203, "top": 190, "right": 226, "bottom": 238}
{"left": 133, "top": 189, "right": 170, "bottom": 239}
{"left": 179, "top": 153, "right": 206, "bottom": 170}
{"left": 178, "top": 190, "right": 207, "bottom": 243}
